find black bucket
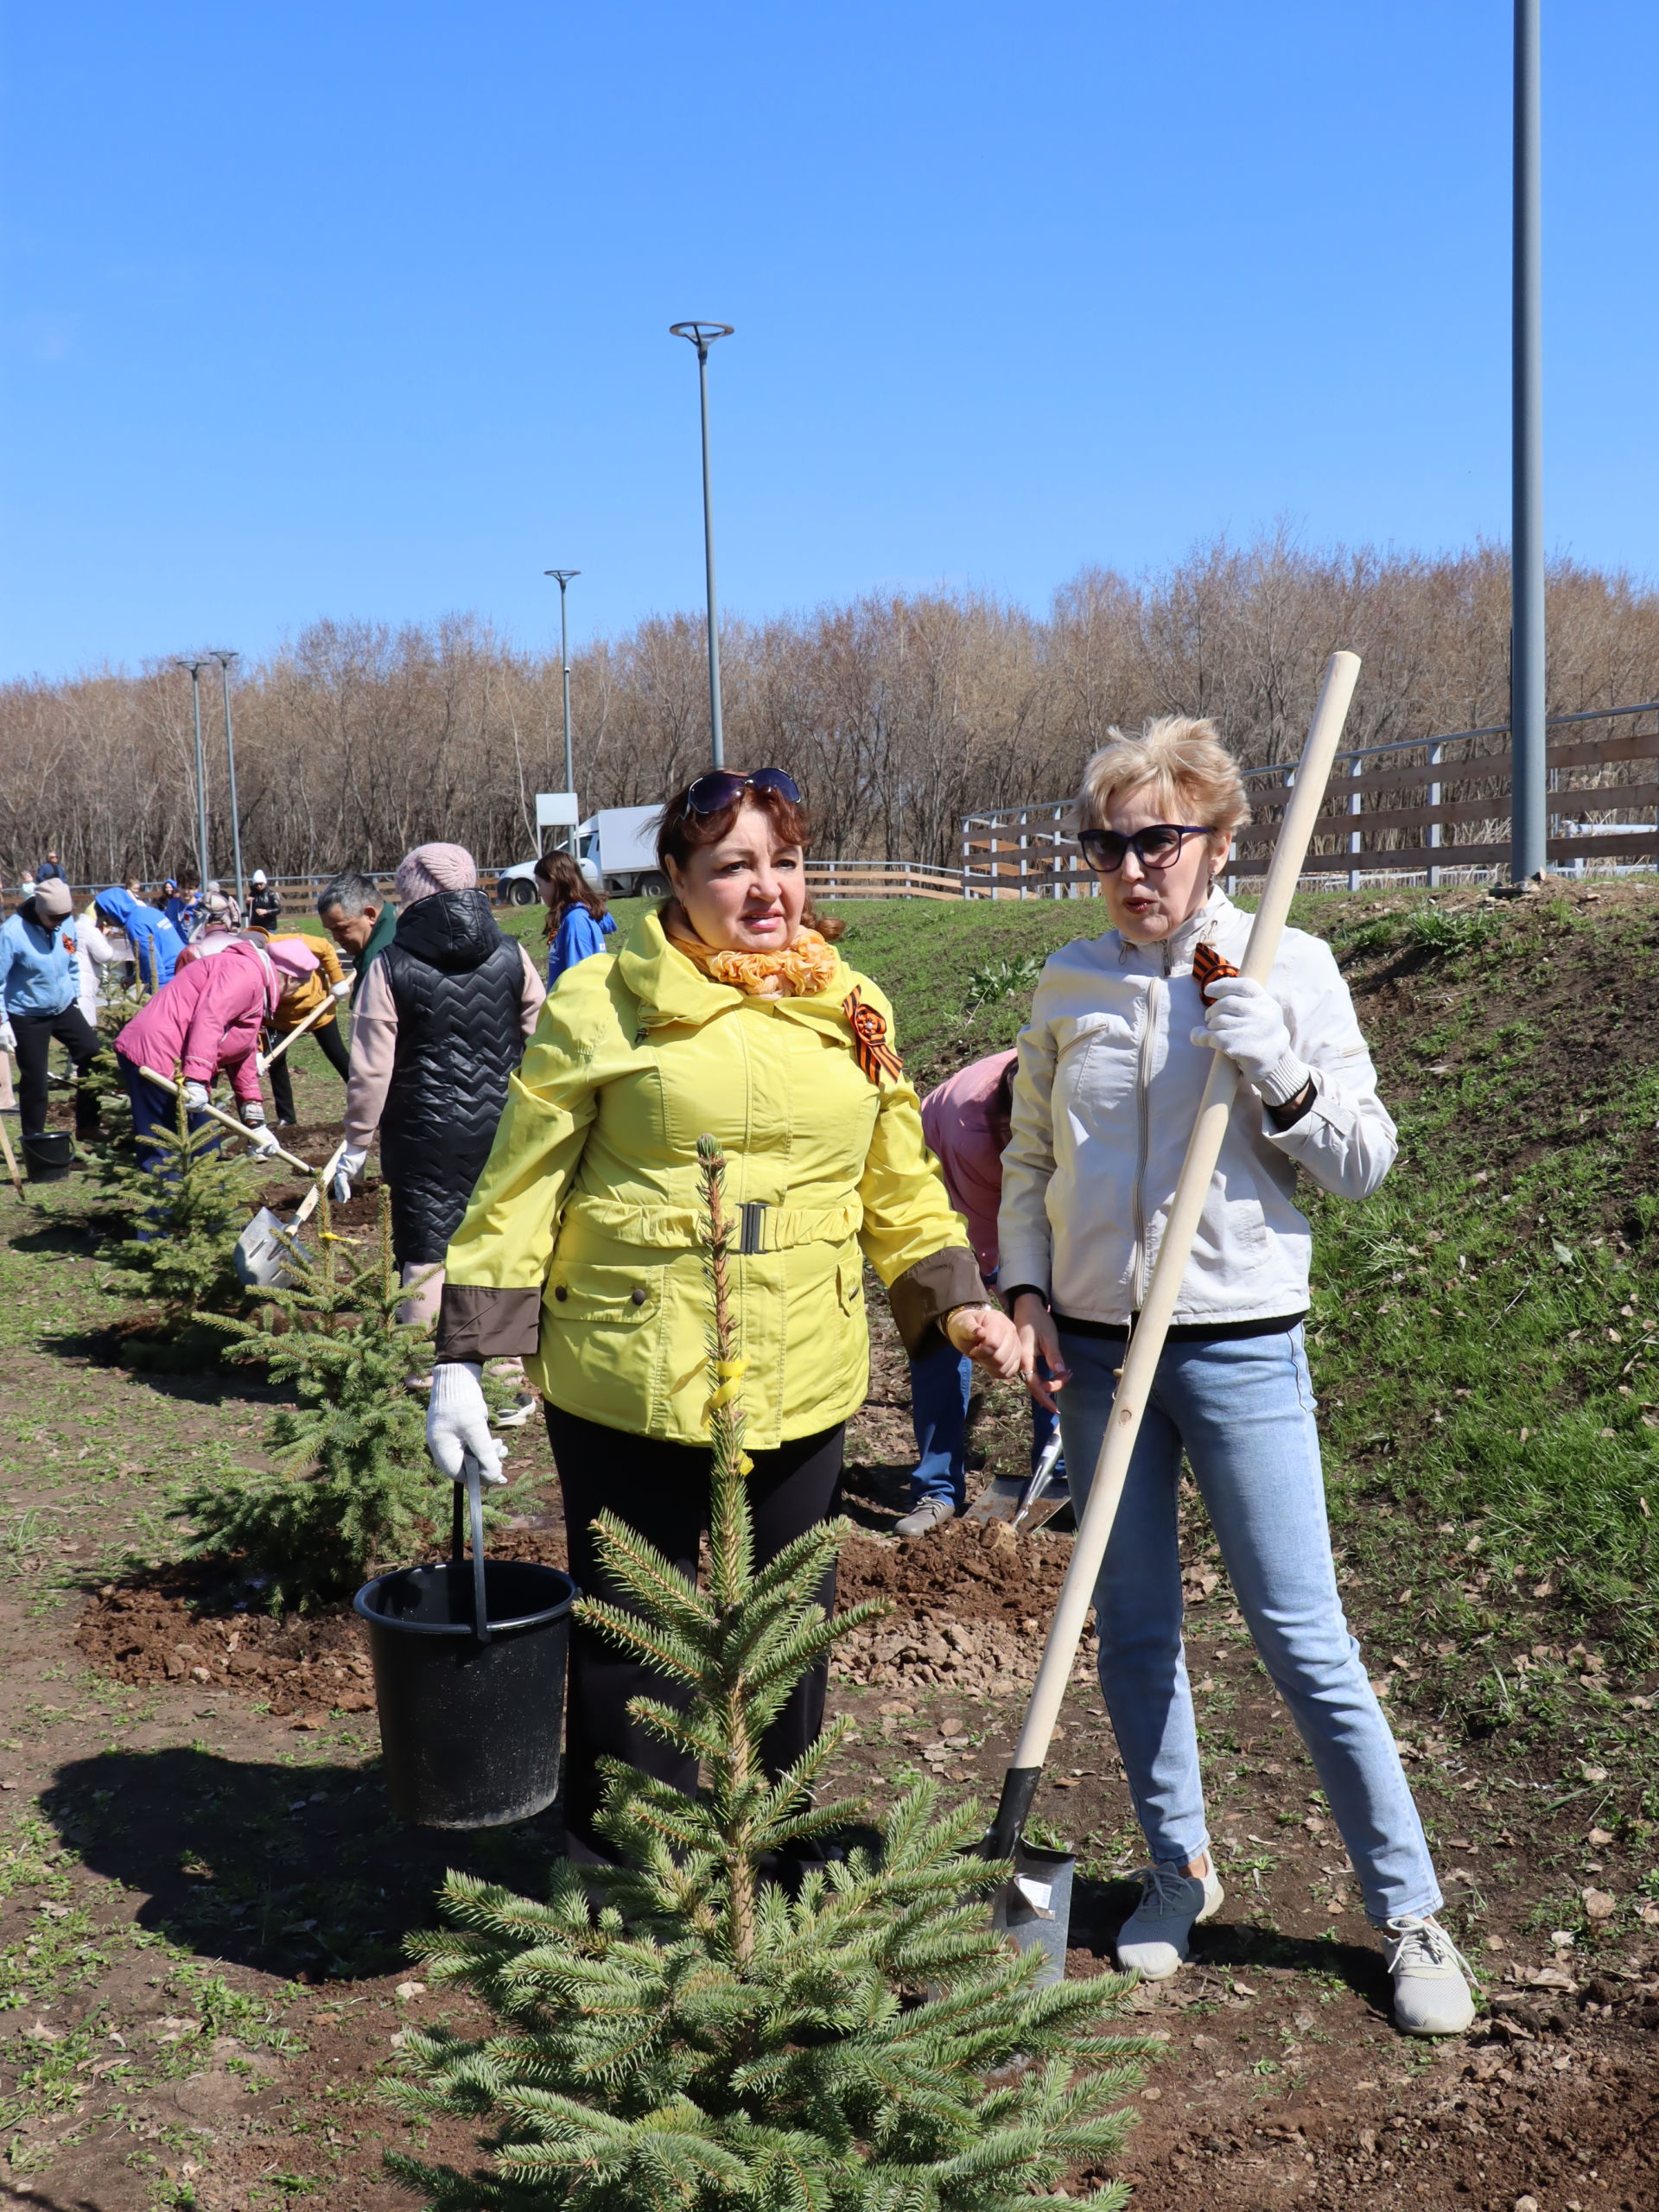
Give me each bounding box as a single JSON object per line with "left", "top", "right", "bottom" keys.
{"left": 354, "top": 1480, "right": 576, "bottom": 1829}
{"left": 22, "top": 1130, "right": 75, "bottom": 1181}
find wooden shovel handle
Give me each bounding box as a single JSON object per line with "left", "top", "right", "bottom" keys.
{"left": 137, "top": 1065, "right": 314, "bottom": 1175}
{"left": 1008, "top": 650, "right": 1363, "bottom": 1775}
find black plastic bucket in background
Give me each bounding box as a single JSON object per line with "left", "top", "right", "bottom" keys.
{"left": 354, "top": 1554, "right": 577, "bottom": 1828}
{"left": 22, "top": 1131, "right": 74, "bottom": 1182}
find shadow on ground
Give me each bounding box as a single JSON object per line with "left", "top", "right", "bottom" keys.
{"left": 43, "top": 1746, "right": 565, "bottom": 1981}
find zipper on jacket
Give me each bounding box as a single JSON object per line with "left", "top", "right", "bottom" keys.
{"left": 1130, "top": 973, "right": 1163, "bottom": 1310}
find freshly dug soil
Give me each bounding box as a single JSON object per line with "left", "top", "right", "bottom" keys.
{"left": 77, "top": 1577, "right": 375, "bottom": 1723}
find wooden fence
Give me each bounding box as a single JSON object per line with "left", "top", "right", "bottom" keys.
{"left": 960, "top": 702, "right": 1659, "bottom": 899}
{"left": 806, "top": 861, "right": 962, "bottom": 902}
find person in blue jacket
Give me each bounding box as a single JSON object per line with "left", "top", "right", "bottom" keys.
{"left": 94, "top": 887, "right": 184, "bottom": 993}
{"left": 534, "top": 849, "right": 615, "bottom": 987}
{"left": 0, "top": 880, "right": 103, "bottom": 1139}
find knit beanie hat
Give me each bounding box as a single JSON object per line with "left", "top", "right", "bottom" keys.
{"left": 395, "top": 842, "right": 477, "bottom": 905}
{"left": 34, "top": 880, "right": 73, "bottom": 920}
{"left": 266, "top": 937, "right": 321, "bottom": 981}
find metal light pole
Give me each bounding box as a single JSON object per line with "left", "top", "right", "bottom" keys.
{"left": 209, "top": 650, "right": 245, "bottom": 909}
{"left": 175, "top": 659, "right": 212, "bottom": 886}
{"left": 543, "top": 569, "right": 580, "bottom": 845}
{"left": 1510, "top": 0, "right": 1546, "bottom": 882}
{"left": 670, "top": 321, "right": 734, "bottom": 767}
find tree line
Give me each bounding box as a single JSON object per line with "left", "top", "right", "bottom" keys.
{"left": 3, "top": 531, "right": 1656, "bottom": 887}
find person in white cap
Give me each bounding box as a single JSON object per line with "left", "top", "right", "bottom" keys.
{"left": 0, "top": 879, "right": 105, "bottom": 1140}
{"left": 247, "top": 871, "right": 283, "bottom": 933}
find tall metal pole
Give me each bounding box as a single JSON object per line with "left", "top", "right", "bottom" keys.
{"left": 543, "top": 569, "right": 580, "bottom": 846}
{"left": 175, "top": 660, "right": 211, "bottom": 886}
{"left": 210, "top": 651, "right": 245, "bottom": 908}
{"left": 671, "top": 321, "right": 734, "bottom": 767}
{"left": 1510, "top": 0, "right": 1546, "bottom": 883}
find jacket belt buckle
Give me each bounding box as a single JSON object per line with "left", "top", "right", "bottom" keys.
{"left": 739, "top": 1201, "right": 768, "bottom": 1256}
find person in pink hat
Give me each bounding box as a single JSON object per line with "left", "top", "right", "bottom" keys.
{"left": 333, "top": 843, "right": 544, "bottom": 1369}
{"left": 113, "top": 934, "right": 316, "bottom": 1182}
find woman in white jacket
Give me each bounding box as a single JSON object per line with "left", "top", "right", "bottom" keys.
{"left": 1001, "top": 715, "right": 1473, "bottom": 2037}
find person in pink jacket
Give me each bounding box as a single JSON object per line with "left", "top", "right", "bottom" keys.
{"left": 114, "top": 935, "right": 318, "bottom": 1178}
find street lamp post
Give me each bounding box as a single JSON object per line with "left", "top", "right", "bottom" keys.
{"left": 543, "top": 569, "right": 580, "bottom": 847}
{"left": 210, "top": 650, "right": 245, "bottom": 910}
{"left": 1510, "top": 0, "right": 1546, "bottom": 883}
{"left": 669, "top": 321, "right": 734, "bottom": 768}
{"left": 174, "top": 659, "right": 212, "bottom": 887}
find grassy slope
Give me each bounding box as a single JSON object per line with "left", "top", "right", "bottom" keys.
{"left": 831, "top": 887, "right": 1659, "bottom": 1681}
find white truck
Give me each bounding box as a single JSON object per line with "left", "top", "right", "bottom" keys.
{"left": 497, "top": 804, "right": 668, "bottom": 906}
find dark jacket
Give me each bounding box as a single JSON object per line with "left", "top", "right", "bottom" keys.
{"left": 378, "top": 889, "right": 531, "bottom": 1265}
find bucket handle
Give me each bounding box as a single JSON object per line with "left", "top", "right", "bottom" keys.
{"left": 449, "top": 1463, "right": 492, "bottom": 1646}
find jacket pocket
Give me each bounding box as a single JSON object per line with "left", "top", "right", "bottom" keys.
{"left": 543, "top": 1262, "right": 658, "bottom": 1325}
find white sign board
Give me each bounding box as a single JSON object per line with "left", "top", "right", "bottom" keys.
{"left": 535, "top": 791, "right": 580, "bottom": 830}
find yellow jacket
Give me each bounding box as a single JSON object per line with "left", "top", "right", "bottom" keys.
{"left": 269, "top": 934, "right": 346, "bottom": 1032}
{"left": 436, "top": 908, "right": 981, "bottom": 1448}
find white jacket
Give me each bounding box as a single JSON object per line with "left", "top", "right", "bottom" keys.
{"left": 997, "top": 890, "right": 1395, "bottom": 1328}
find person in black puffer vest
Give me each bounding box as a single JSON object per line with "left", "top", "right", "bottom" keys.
{"left": 331, "top": 842, "right": 546, "bottom": 1349}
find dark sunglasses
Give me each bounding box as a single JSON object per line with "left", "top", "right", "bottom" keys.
{"left": 684, "top": 766, "right": 801, "bottom": 815}
{"left": 1077, "top": 823, "right": 1215, "bottom": 874}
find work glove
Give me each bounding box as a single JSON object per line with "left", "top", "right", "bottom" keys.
{"left": 245, "top": 1123, "right": 280, "bottom": 1157}
{"left": 0, "top": 1020, "right": 14, "bottom": 1053}
{"left": 239, "top": 1101, "right": 268, "bottom": 1126}
{"left": 182, "top": 1079, "right": 213, "bottom": 1113}
{"left": 328, "top": 978, "right": 352, "bottom": 1001}
{"left": 426, "top": 1361, "right": 510, "bottom": 1487}
{"left": 1190, "top": 974, "right": 1310, "bottom": 1106}
{"left": 329, "top": 1146, "right": 366, "bottom": 1204}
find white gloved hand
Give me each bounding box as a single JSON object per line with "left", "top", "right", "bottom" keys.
{"left": 0, "top": 1020, "right": 15, "bottom": 1053}
{"left": 245, "top": 1123, "right": 280, "bottom": 1158}
{"left": 182, "top": 1079, "right": 212, "bottom": 1113}
{"left": 240, "top": 1101, "right": 268, "bottom": 1126}
{"left": 328, "top": 978, "right": 352, "bottom": 1001}
{"left": 329, "top": 1145, "right": 366, "bottom": 1203}
{"left": 1190, "top": 974, "right": 1309, "bottom": 1105}
{"left": 426, "top": 1361, "right": 510, "bottom": 1487}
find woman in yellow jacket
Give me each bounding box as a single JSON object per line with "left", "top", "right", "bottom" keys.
{"left": 263, "top": 931, "right": 351, "bottom": 1125}
{"left": 425, "top": 767, "right": 1022, "bottom": 1862}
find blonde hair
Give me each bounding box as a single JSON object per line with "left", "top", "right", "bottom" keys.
{"left": 1076, "top": 715, "right": 1251, "bottom": 842}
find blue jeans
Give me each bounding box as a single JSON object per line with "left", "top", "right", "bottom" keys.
{"left": 909, "top": 1344, "right": 1063, "bottom": 1509}
{"left": 119, "top": 1059, "right": 219, "bottom": 1238}
{"left": 1057, "top": 1325, "right": 1440, "bottom": 1927}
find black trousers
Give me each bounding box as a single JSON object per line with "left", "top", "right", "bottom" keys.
{"left": 546, "top": 1405, "right": 845, "bottom": 1856}
{"left": 11, "top": 1004, "right": 102, "bottom": 1137}
{"left": 266, "top": 1015, "right": 350, "bottom": 1123}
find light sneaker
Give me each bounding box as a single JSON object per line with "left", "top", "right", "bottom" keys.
{"left": 894, "top": 1496, "right": 956, "bottom": 1539}
{"left": 1116, "top": 1859, "right": 1224, "bottom": 1979}
{"left": 493, "top": 1391, "right": 540, "bottom": 1429}
{"left": 1382, "top": 1915, "right": 1478, "bottom": 2036}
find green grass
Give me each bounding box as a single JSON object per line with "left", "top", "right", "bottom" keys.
{"left": 830, "top": 887, "right": 1659, "bottom": 1663}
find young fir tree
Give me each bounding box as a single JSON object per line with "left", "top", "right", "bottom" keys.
{"left": 99, "top": 1076, "right": 259, "bottom": 1349}
{"left": 175, "top": 1187, "right": 446, "bottom": 1610}
{"left": 385, "top": 1136, "right": 1154, "bottom": 2212}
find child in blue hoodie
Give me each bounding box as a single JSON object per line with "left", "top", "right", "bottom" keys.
{"left": 0, "top": 881, "right": 103, "bottom": 1139}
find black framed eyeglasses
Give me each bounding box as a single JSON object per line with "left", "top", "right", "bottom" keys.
{"left": 1077, "top": 823, "right": 1215, "bottom": 874}
{"left": 684, "top": 766, "right": 801, "bottom": 815}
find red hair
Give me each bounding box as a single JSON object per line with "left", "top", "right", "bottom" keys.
{"left": 653, "top": 778, "right": 844, "bottom": 941}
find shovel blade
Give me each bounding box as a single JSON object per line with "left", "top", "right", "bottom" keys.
{"left": 989, "top": 1840, "right": 1075, "bottom": 1985}
{"left": 963, "top": 1473, "right": 1031, "bottom": 1525}
{"left": 234, "top": 1207, "right": 292, "bottom": 1288}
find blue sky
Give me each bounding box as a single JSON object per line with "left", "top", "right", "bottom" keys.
{"left": 3, "top": 1, "right": 1656, "bottom": 682}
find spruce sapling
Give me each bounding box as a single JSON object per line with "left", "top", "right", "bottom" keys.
{"left": 100, "top": 1072, "right": 258, "bottom": 1351}
{"left": 175, "top": 1187, "right": 446, "bottom": 1610}
{"left": 385, "top": 1135, "right": 1154, "bottom": 2210}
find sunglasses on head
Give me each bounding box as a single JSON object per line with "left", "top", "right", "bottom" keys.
{"left": 1077, "top": 823, "right": 1216, "bottom": 874}
{"left": 684, "top": 766, "right": 801, "bottom": 815}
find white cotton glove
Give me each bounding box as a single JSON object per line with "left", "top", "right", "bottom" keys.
{"left": 1190, "top": 974, "right": 1310, "bottom": 1106}
{"left": 328, "top": 977, "right": 352, "bottom": 1001}
{"left": 240, "top": 1101, "right": 268, "bottom": 1126}
{"left": 0, "top": 1021, "right": 15, "bottom": 1053}
{"left": 182, "top": 1079, "right": 212, "bottom": 1113}
{"left": 329, "top": 1146, "right": 366, "bottom": 1203}
{"left": 245, "top": 1123, "right": 280, "bottom": 1157}
{"left": 426, "top": 1361, "right": 510, "bottom": 1487}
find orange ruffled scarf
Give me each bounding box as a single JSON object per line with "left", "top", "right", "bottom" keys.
{"left": 664, "top": 912, "right": 838, "bottom": 999}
